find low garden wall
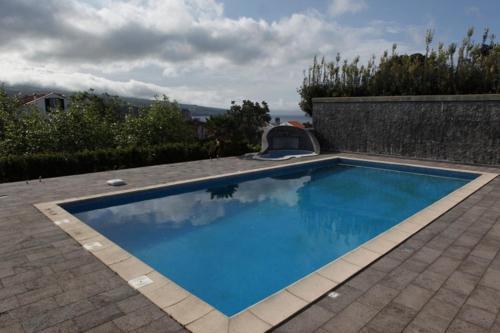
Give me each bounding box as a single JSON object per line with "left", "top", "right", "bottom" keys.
{"left": 313, "top": 94, "right": 500, "bottom": 165}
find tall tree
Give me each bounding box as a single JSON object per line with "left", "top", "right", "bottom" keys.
{"left": 206, "top": 100, "right": 271, "bottom": 145}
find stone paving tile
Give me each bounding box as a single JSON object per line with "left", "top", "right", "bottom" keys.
{"left": 21, "top": 299, "right": 94, "bottom": 333}
{"left": 0, "top": 154, "right": 498, "bottom": 333}
{"left": 9, "top": 298, "right": 59, "bottom": 322}
{"left": 465, "top": 285, "right": 500, "bottom": 314}
{"left": 356, "top": 284, "right": 399, "bottom": 311}
{"left": 117, "top": 294, "right": 152, "bottom": 314}
{"left": 74, "top": 304, "right": 123, "bottom": 331}
{"left": 112, "top": 303, "right": 164, "bottom": 332}
{"left": 433, "top": 287, "right": 468, "bottom": 308}
{"left": 491, "top": 256, "right": 500, "bottom": 272}
{"left": 413, "top": 247, "right": 443, "bottom": 264}
{"left": 17, "top": 284, "right": 63, "bottom": 307}
{"left": 0, "top": 312, "right": 17, "bottom": 329}
{"left": 446, "top": 318, "right": 488, "bottom": 333}
{"left": 426, "top": 232, "right": 455, "bottom": 251}
{"left": 358, "top": 327, "right": 383, "bottom": 333}
{"left": 490, "top": 320, "right": 500, "bottom": 333}
{"left": 457, "top": 305, "right": 496, "bottom": 330}
{"left": 428, "top": 256, "right": 462, "bottom": 276}
{"left": 454, "top": 233, "right": 483, "bottom": 249}
{"left": 0, "top": 296, "right": 19, "bottom": 313}
{"left": 399, "top": 258, "right": 429, "bottom": 274}
{"left": 84, "top": 321, "right": 123, "bottom": 333}
{"left": 88, "top": 286, "right": 138, "bottom": 309}
{"left": 407, "top": 301, "right": 458, "bottom": 332}
{"left": 408, "top": 319, "right": 450, "bottom": 333}
{"left": 413, "top": 270, "right": 447, "bottom": 292}
{"left": 443, "top": 271, "right": 480, "bottom": 295}
{"left": 1, "top": 268, "right": 46, "bottom": 287}
{"left": 69, "top": 261, "right": 108, "bottom": 276}
{"left": 59, "top": 270, "right": 120, "bottom": 292}
{"left": 387, "top": 246, "right": 419, "bottom": 262}
{"left": 321, "top": 301, "right": 378, "bottom": 333}
{"left": 443, "top": 245, "right": 472, "bottom": 261}
{"left": 0, "top": 322, "right": 25, "bottom": 333}
{"left": 315, "top": 285, "right": 364, "bottom": 314}
{"left": 393, "top": 284, "right": 434, "bottom": 312}
{"left": 365, "top": 302, "right": 417, "bottom": 333}
{"left": 480, "top": 269, "right": 500, "bottom": 291}
{"left": 422, "top": 298, "right": 461, "bottom": 322}
{"left": 370, "top": 256, "right": 401, "bottom": 273}
{"left": 471, "top": 244, "right": 499, "bottom": 261}
{"left": 38, "top": 319, "right": 79, "bottom": 333}
{"left": 0, "top": 284, "right": 27, "bottom": 301}
{"left": 55, "top": 283, "right": 108, "bottom": 306}
{"left": 457, "top": 255, "right": 492, "bottom": 277}
{"left": 130, "top": 315, "right": 185, "bottom": 333}
{"left": 380, "top": 267, "right": 419, "bottom": 291}
{"left": 274, "top": 305, "right": 333, "bottom": 333}
{"left": 346, "top": 268, "right": 386, "bottom": 292}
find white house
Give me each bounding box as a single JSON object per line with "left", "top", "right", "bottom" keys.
{"left": 22, "top": 92, "right": 68, "bottom": 113}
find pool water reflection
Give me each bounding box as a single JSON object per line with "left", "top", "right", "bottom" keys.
{"left": 68, "top": 163, "right": 470, "bottom": 316}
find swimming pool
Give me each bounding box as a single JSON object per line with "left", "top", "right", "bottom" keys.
{"left": 59, "top": 158, "right": 479, "bottom": 318}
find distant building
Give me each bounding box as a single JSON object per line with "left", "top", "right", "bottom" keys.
{"left": 21, "top": 92, "right": 68, "bottom": 113}
{"left": 180, "top": 108, "right": 192, "bottom": 121}
{"left": 190, "top": 118, "right": 207, "bottom": 140}
{"left": 192, "top": 115, "right": 209, "bottom": 122}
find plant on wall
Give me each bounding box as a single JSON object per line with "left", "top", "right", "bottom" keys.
{"left": 298, "top": 28, "right": 500, "bottom": 116}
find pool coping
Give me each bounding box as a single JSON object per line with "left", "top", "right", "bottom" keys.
{"left": 33, "top": 156, "right": 498, "bottom": 333}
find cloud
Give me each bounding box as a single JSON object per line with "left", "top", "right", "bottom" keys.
{"left": 328, "top": 0, "right": 367, "bottom": 17}
{"left": 0, "top": 58, "right": 227, "bottom": 104}
{"left": 0, "top": 0, "right": 418, "bottom": 111}
{"left": 79, "top": 175, "right": 312, "bottom": 228}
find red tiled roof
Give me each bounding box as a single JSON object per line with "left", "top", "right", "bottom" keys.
{"left": 21, "top": 93, "right": 48, "bottom": 105}
{"left": 287, "top": 120, "right": 305, "bottom": 128}
{"left": 21, "top": 92, "right": 63, "bottom": 105}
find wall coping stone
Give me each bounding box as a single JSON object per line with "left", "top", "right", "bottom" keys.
{"left": 312, "top": 94, "right": 500, "bottom": 103}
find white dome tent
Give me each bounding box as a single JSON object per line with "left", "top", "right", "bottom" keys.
{"left": 254, "top": 122, "right": 320, "bottom": 160}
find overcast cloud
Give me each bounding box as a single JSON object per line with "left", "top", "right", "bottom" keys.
{"left": 0, "top": 0, "right": 422, "bottom": 112}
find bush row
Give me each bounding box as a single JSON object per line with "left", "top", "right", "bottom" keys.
{"left": 299, "top": 28, "right": 500, "bottom": 115}
{"left": 0, "top": 142, "right": 253, "bottom": 183}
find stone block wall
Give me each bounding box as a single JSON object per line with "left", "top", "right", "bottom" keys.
{"left": 313, "top": 95, "right": 500, "bottom": 165}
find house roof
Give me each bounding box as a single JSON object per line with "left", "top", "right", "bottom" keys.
{"left": 285, "top": 120, "right": 305, "bottom": 128}
{"left": 21, "top": 92, "right": 65, "bottom": 105}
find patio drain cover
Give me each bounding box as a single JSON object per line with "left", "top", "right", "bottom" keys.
{"left": 54, "top": 219, "right": 71, "bottom": 225}
{"left": 328, "top": 292, "right": 340, "bottom": 299}
{"left": 128, "top": 276, "right": 154, "bottom": 289}
{"left": 83, "top": 242, "right": 103, "bottom": 251}
{"left": 107, "top": 179, "right": 127, "bottom": 186}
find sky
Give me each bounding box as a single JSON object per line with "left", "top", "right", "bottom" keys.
{"left": 0, "top": 0, "right": 499, "bottom": 115}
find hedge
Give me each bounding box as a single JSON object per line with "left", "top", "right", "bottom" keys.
{"left": 0, "top": 142, "right": 253, "bottom": 183}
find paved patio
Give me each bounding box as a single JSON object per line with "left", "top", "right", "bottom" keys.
{"left": 0, "top": 153, "right": 499, "bottom": 333}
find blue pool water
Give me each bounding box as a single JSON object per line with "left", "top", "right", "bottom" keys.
{"left": 64, "top": 159, "right": 476, "bottom": 316}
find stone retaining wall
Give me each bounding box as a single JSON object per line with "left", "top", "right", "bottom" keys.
{"left": 313, "top": 95, "right": 500, "bottom": 165}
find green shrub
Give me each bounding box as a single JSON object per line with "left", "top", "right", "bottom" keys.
{"left": 0, "top": 142, "right": 257, "bottom": 183}
{"left": 0, "top": 90, "right": 195, "bottom": 156}
{"left": 299, "top": 28, "right": 500, "bottom": 116}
